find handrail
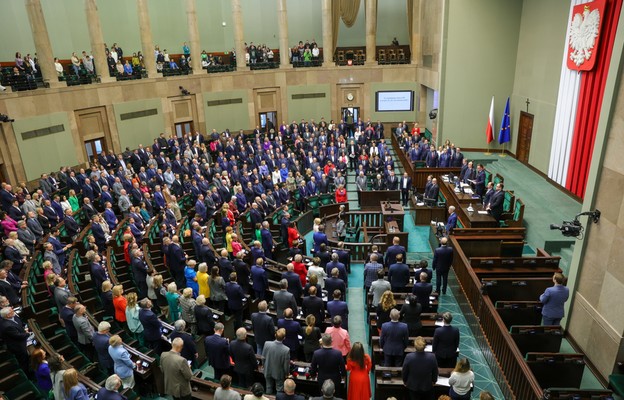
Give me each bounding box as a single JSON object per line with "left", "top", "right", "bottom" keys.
{"left": 449, "top": 235, "right": 543, "bottom": 399}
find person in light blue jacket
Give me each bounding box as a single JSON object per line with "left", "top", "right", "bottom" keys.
{"left": 539, "top": 272, "right": 569, "bottom": 326}
{"left": 108, "top": 335, "right": 136, "bottom": 389}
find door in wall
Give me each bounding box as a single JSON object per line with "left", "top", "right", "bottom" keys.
{"left": 516, "top": 111, "right": 533, "bottom": 163}
{"left": 175, "top": 121, "right": 194, "bottom": 138}
{"left": 84, "top": 139, "right": 107, "bottom": 164}
{"left": 259, "top": 111, "right": 277, "bottom": 133}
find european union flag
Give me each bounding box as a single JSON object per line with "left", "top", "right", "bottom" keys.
{"left": 498, "top": 97, "right": 511, "bottom": 144}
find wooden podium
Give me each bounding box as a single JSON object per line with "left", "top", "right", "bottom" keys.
{"left": 381, "top": 202, "right": 405, "bottom": 231}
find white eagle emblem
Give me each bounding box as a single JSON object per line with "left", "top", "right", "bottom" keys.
{"left": 568, "top": 6, "right": 600, "bottom": 67}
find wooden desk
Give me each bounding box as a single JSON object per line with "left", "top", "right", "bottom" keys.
{"left": 381, "top": 202, "right": 405, "bottom": 230}
{"left": 358, "top": 190, "right": 400, "bottom": 208}
{"left": 439, "top": 179, "right": 498, "bottom": 228}
{"left": 442, "top": 180, "right": 480, "bottom": 204}
{"left": 411, "top": 199, "right": 446, "bottom": 225}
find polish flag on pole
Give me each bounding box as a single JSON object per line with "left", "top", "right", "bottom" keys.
{"left": 486, "top": 96, "right": 495, "bottom": 144}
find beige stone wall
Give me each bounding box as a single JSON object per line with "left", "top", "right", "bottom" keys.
{"left": 0, "top": 65, "right": 425, "bottom": 183}
{"left": 567, "top": 66, "right": 624, "bottom": 379}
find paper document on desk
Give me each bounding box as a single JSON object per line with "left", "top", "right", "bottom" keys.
{"left": 435, "top": 320, "right": 444, "bottom": 327}
{"left": 436, "top": 377, "right": 451, "bottom": 387}
{"left": 464, "top": 188, "right": 473, "bottom": 195}
{"left": 442, "top": 177, "right": 449, "bottom": 182}
{"left": 425, "top": 344, "right": 433, "bottom": 352}
{"left": 417, "top": 202, "right": 425, "bottom": 206}
{"left": 461, "top": 183, "right": 470, "bottom": 188}
{"left": 478, "top": 211, "right": 489, "bottom": 215}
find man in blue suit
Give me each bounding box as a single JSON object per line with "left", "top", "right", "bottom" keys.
{"left": 103, "top": 203, "right": 118, "bottom": 231}
{"left": 204, "top": 323, "right": 231, "bottom": 379}
{"left": 432, "top": 312, "right": 460, "bottom": 368}
{"left": 326, "top": 289, "right": 349, "bottom": 330}
{"left": 385, "top": 236, "right": 406, "bottom": 266}
{"left": 48, "top": 228, "right": 70, "bottom": 266}
{"left": 402, "top": 336, "right": 438, "bottom": 400}
{"left": 309, "top": 334, "right": 346, "bottom": 396}
{"left": 195, "top": 194, "right": 207, "bottom": 222}
{"left": 539, "top": 272, "right": 570, "bottom": 326}
{"left": 486, "top": 182, "right": 505, "bottom": 221}
{"left": 63, "top": 209, "right": 80, "bottom": 240}
{"left": 306, "top": 176, "right": 319, "bottom": 196}
{"left": 277, "top": 308, "right": 302, "bottom": 360}
{"left": 380, "top": 309, "right": 409, "bottom": 366}
{"left": 251, "top": 259, "right": 269, "bottom": 300}
{"left": 325, "top": 269, "right": 346, "bottom": 302}
{"left": 92, "top": 321, "right": 114, "bottom": 375}
{"left": 312, "top": 225, "right": 328, "bottom": 253}
{"left": 250, "top": 241, "right": 265, "bottom": 264}
{"left": 432, "top": 237, "right": 453, "bottom": 295}
{"left": 261, "top": 222, "right": 274, "bottom": 259}
{"left": 388, "top": 254, "right": 410, "bottom": 291}
{"left": 445, "top": 206, "right": 457, "bottom": 234}
{"left": 138, "top": 299, "right": 163, "bottom": 355}
{"left": 91, "top": 215, "right": 108, "bottom": 249}
{"left": 326, "top": 254, "right": 347, "bottom": 286}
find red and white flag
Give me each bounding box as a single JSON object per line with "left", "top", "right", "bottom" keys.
{"left": 486, "top": 96, "right": 494, "bottom": 144}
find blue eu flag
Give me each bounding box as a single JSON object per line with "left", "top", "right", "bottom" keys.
{"left": 498, "top": 97, "right": 511, "bottom": 144}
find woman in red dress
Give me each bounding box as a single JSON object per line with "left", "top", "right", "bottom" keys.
{"left": 346, "top": 342, "right": 372, "bottom": 400}
{"left": 287, "top": 222, "right": 301, "bottom": 248}
{"left": 335, "top": 185, "right": 348, "bottom": 203}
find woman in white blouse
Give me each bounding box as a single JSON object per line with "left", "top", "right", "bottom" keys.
{"left": 448, "top": 358, "right": 475, "bottom": 400}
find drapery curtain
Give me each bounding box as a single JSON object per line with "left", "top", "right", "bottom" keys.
{"left": 407, "top": 0, "right": 413, "bottom": 37}
{"left": 340, "top": 0, "right": 361, "bottom": 27}
{"left": 332, "top": 0, "right": 341, "bottom": 53}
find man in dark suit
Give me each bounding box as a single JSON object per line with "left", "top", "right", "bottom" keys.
{"left": 59, "top": 297, "right": 79, "bottom": 343}
{"left": 168, "top": 237, "right": 187, "bottom": 289}
{"left": 277, "top": 379, "right": 304, "bottom": 400}
{"left": 385, "top": 236, "right": 406, "bottom": 267}
{"left": 452, "top": 147, "right": 464, "bottom": 168}
{"left": 482, "top": 181, "right": 495, "bottom": 207}
{"left": 326, "top": 253, "right": 348, "bottom": 286}
{"left": 63, "top": 209, "right": 80, "bottom": 239}
{"left": 424, "top": 178, "right": 439, "bottom": 203}
{"left": 402, "top": 336, "right": 439, "bottom": 400}
{"left": 225, "top": 273, "right": 246, "bottom": 330}
{"left": 93, "top": 321, "right": 114, "bottom": 374}
{"left": 89, "top": 251, "right": 108, "bottom": 292}
{"left": 380, "top": 309, "right": 409, "bottom": 366}
{"left": 0, "top": 269, "right": 20, "bottom": 306}
{"left": 0, "top": 306, "right": 29, "bottom": 373}
{"left": 131, "top": 249, "right": 149, "bottom": 300}
{"left": 170, "top": 320, "right": 198, "bottom": 364}
{"left": 433, "top": 237, "right": 454, "bottom": 295}
{"left": 204, "top": 322, "right": 231, "bottom": 379}
{"left": 432, "top": 312, "right": 460, "bottom": 368}
{"left": 388, "top": 254, "right": 410, "bottom": 291}
{"left": 386, "top": 171, "right": 398, "bottom": 191}
{"left": 95, "top": 374, "right": 127, "bottom": 400}
{"left": 138, "top": 299, "right": 163, "bottom": 355}
{"left": 475, "top": 164, "right": 486, "bottom": 198}
{"left": 194, "top": 296, "right": 215, "bottom": 336}
{"left": 217, "top": 249, "right": 234, "bottom": 278}
{"left": 277, "top": 308, "right": 302, "bottom": 360}
{"left": 251, "top": 300, "right": 276, "bottom": 355}
{"left": 251, "top": 259, "right": 269, "bottom": 300}
{"left": 282, "top": 264, "right": 303, "bottom": 303}
{"left": 199, "top": 238, "right": 217, "bottom": 267}
{"left": 302, "top": 286, "right": 325, "bottom": 326}
{"left": 325, "top": 269, "right": 346, "bottom": 302}
{"left": 400, "top": 172, "right": 412, "bottom": 206}
{"left": 412, "top": 272, "right": 433, "bottom": 312}
{"left": 486, "top": 182, "right": 505, "bottom": 221}
{"left": 229, "top": 327, "right": 258, "bottom": 388}
{"left": 326, "top": 290, "right": 349, "bottom": 330}
{"left": 261, "top": 222, "right": 274, "bottom": 259}
{"left": 309, "top": 334, "right": 346, "bottom": 396}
